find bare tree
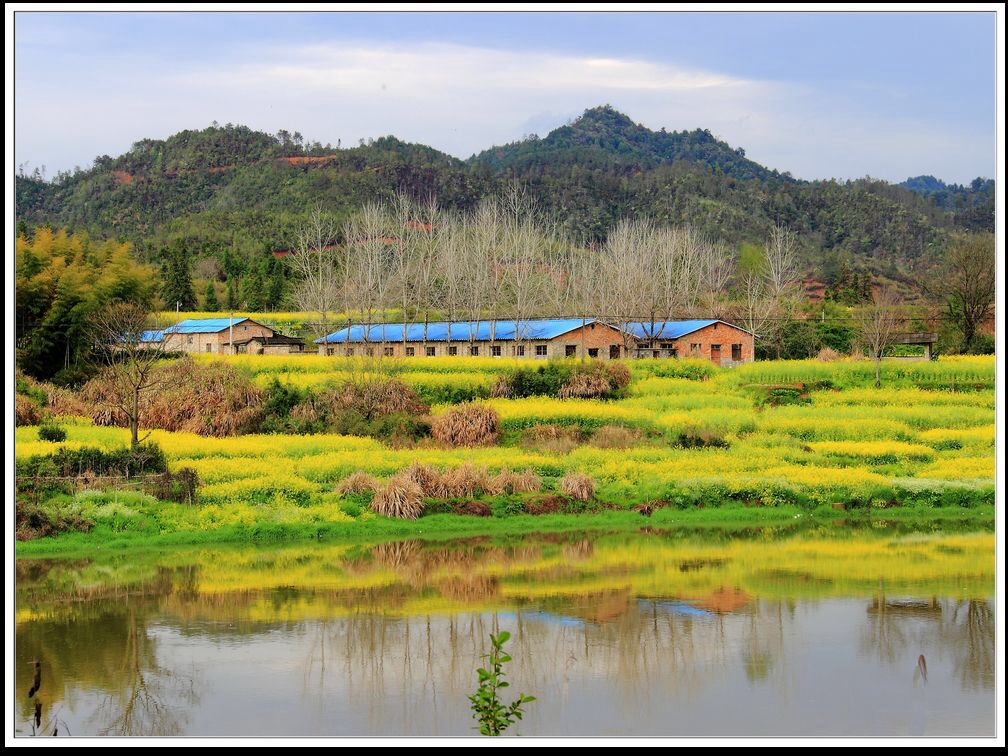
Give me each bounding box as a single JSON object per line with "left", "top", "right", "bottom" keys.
{"left": 289, "top": 203, "right": 342, "bottom": 347}
{"left": 935, "top": 233, "right": 995, "bottom": 352}
{"left": 857, "top": 287, "right": 902, "bottom": 388}
{"left": 89, "top": 303, "right": 170, "bottom": 451}
{"left": 735, "top": 224, "right": 801, "bottom": 357}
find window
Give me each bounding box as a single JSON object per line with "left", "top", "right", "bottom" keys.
{"left": 206, "top": 344, "right": 213, "bottom": 353}
{"left": 690, "top": 343, "right": 701, "bottom": 354}
{"left": 365, "top": 348, "right": 374, "bottom": 357}
{"left": 515, "top": 345, "right": 525, "bottom": 357}
{"left": 565, "top": 345, "right": 577, "bottom": 357}
{"left": 588, "top": 348, "right": 599, "bottom": 358}
{"left": 491, "top": 345, "right": 502, "bottom": 357}
{"left": 609, "top": 345, "right": 621, "bottom": 359}
{"left": 535, "top": 345, "right": 548, "bottom": 357}
{"left": 660, "top": 342, "right": 674, "bottom": 350}
{"left": 732, "top": 343, "right": 742, "bottom": 361}
{"left": 405, "top": 347, "right": 415, "bottom": 356}
{"left": 345, "top": 347, "right": 354, "bottom": 356}
{"left": 384, "top": 347, "right": 394, "bottom": 357}
{"left": 426, "top": 346, "right": 436, "bottom": 357}
{"left": 187, "top": 335, "right": 193, "bottom": 345}
{"left": 469, "top": 346, "right": 479, "bottom": 356}
{"left": 448, "top": 346, "right": 458, "bottom": 356}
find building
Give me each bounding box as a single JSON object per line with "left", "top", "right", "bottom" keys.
{"left": 317, "top": 319, "right": 628, "bottom": 359}
{"left": 145, "top": 318, "right": 304, "bottom": 355}
{"left": 317, "top": 318, "right": 755, "bottom": 365}
{"left": 621, "top": 320, "right": 754, "bottom": 366}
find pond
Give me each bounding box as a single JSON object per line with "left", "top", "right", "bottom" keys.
{"left": 14, "top": 526, "right": 996, "bottom": 737}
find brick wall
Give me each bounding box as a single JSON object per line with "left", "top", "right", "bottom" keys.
{"left": 546, "top": 322, "right": 627, "bottom": 359}
{"left": 673, "top": 322, "right": 754, "bottom": 366}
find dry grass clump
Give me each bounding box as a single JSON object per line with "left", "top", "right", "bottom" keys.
{"left": 16, "top": 395, "right": 41, "bottom": 426}
{"left": 401, "top": 462, "right": 443, "bottom": 497}
{"left": 328, "top": 376, "right": 427, "bottom": 419}
{"left": 588, "top": 424, "right": 642, "bottom": 449}
{"left": 560, "top": 471, "right": 596, "bottom": 502}
{"left": 370, "top": 473, "right": 425, "bottom": 520}
{"left": 603, "top": 362, "right": 632, "bottom": 391}
{"left": 489, "top": 375, "right": 514, "bottom": 399}
{"left": 436, "top": 462, "right": 492, "bottom": 498}
{"left": 336, "top": 471, "right": 380, "bottom": 495}
{"left": 488, "top": 468, "right": 542, "bottom": 495}
{"left": 817, "top": 347, "right": 842, "bottom": 362}
{"left": 42, "top": 384, "right": 87, "bottom": 416}
{"left": 559, "top": 370, "right": 612, "bottom": 399}
{"left": 520, "top": 423, "right": 582, "bottom": 454}
{"left": 80, "top": 357, "right": 264, "bottom": 436}
{"left": 431, "top": 402, "right": 499, "bottom": 447}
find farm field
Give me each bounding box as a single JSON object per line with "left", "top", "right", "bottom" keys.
{"left": 14, "top": 355, "right": 995, "bottom": 552}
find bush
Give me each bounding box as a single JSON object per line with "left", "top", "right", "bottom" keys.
{"left": 817, "top": 347, "right": 842, "bottom": 362}
{"left": 16, "top": 443, "right": 168, "bottom": 479}
{"left": 520, "top": 423, "right": 582, "bottom": 454}
{"left": 16, "top": 498, "right": 93, "bottom": 540}
{"left": 560, "top": 471, "right": 595, "bottom": 502}
{"left": 15, "top": 395, "right": 41, "bottom": 426}
{"left": 432, "top": 403, "right": 500, "bottom": 447}
{"left": 588, "top": 425, "right": 642, "bottom": 449}
{"left": 676, "top": 427, "right": 729, "bottom": 449}
{"left": 146, "top": 467, "right": 199, "bottom": 504}
{"left": 488, "top": 468, "right": 542, "bottom": 495}
{"left": 38, "top": 425, "right": 67, "bottom": 443}
{"left": 371, "top": 473, "right": 424, "bottom": 519}
{"left": 328, "top": 376, "right": 428, "bottom": 419}
{"left": 336, "top": 471, "right": 380, "bottom": 495}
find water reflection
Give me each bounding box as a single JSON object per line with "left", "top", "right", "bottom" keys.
{"left": 14, "top": 529, "right": 995, "bottom": 736}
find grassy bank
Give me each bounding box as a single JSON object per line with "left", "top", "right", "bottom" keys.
{"left": 15, "top": 502, "right": 995, "bottom": 559}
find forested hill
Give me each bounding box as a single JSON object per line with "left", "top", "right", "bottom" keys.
{"left": 15, "top": 106, "right": 993, "bottom": 282}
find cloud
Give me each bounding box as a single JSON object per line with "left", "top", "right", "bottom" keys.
{"left": 14, "top": 39, "right": 993, "bottom": 183}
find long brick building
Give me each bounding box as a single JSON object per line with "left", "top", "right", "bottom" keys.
{"left": 316, "top": 318, "right": 754, "bottom": 366}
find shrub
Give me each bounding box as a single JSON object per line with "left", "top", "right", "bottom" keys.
{"left": 560, "top": 471, "right": 595, "bottom": 502}
{"left": 676, "top": 427, "right": 729, "bottom": 449}
{"left": 432, "top": 403, "right": 500, "bottom": 447}
{"left": 520, "top": 423, "right": 582, "bottom": 454}
{"left": 15, "top": 395, "right": 41, "bottom": 426}
{"left": 588, "top": 425, "right": 642, "bottom": 449}
{"left": 489, "top": 468, "right": 542, "bottom": 495}
{"left": 371, "top": 473, "right": 424, "bottom": 519}
{"left": 16, "top": 443, "right": 168, "bottom": 479}
{"left": 328, "top": 376, "right": 428, "bottom": 419}
{"left": 817, "top": 347, "right": 842, "bottom": 362}
{"left": 15, "top": 498, "right": 93, "bottom": 541}
{"left": 436, "top": 463, "right": 492, "bottom": 498}
{"left": 147, "top": 467, "right": 200, "bottom": 504}
{"left": 489, "top": 375, "right": 514, "bottom": 399}
{"left": 401, "top": 462, "right": 442, "bottom": 497}
{"left": 336, "top": 471, "right": 380, "bottom": 495}
{"left": 37, "top": 425, "right": 67, "bottom": 443}
{"left": 559, "top": 369, "right": 612, "bottom": 399}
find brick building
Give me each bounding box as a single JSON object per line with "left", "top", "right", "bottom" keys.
{"left": 145, "top": 318, "right": 303, "bottom": 355}
{"left": 317, "top": 318, "right": 755, "bottom": 365}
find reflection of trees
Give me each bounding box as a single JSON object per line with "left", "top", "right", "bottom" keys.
{"left": 94, "top": 607, "right": 197, "bottom": 736}
{"left": 742, "top": 600, "right": 785, "bottom": 683}
{"left": 947, "top": 600, "right": 995, "bottom": 691}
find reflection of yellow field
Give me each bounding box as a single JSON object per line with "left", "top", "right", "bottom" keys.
{"left": 16, "top": 532, "right": 995, "bottom": 624}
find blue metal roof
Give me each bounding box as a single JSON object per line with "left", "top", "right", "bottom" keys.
{"left": 140, "top": 329, "right": 165, "bottom": 342}
{"left": 162, "top": 317, "right": 254, "bottom": 334}
{"left": 317, "top": 318, "right": 596, "bottom": 344}
{"left": 622, "top": 319, "right": 735, "bottom": 340}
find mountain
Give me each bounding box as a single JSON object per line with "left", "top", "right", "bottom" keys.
{"left": 470, "top": 105, "right": 781, "bottom": 182}
{"left": 15, "top": 107, "right": 992, "bottom": 284}
{"left": 899, "top": 175, "right": 994, "bottom": 232}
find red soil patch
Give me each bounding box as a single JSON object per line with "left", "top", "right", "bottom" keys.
{"left": 112, "top": 170, "right": 134, "bottom": 186}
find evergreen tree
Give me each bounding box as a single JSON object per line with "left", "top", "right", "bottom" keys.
{"left": 204, "top": 280, "right": 219, "bottom": 311}
{"left": 225, "top": 278, "right": 237, "bottom": 310}
{"left": 160, "top": 240, "right": 197, "bottom": 310}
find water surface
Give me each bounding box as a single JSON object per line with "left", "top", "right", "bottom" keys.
{"left": 14, "top": 528, "right": 996, "bottom": 737}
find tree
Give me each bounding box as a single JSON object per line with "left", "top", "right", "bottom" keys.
{"left": 289, "top": 203, "right": 342, "bottom": 345}
{"left": 203, "top": 281, "right": 219, "bottom": 312}
{"left": 936, "top": 234, "right": 995, "bottom": 352}
{"left": 857, "top": 287, "right": 902, "bottom": 388}
{"left": 89, "top": 303, "right": 169, "bottom": 450}
{"left": 160, "top": 240, "right": 197, "bottom": 311}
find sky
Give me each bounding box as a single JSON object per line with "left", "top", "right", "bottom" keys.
{"left": 13, "top": 10, "right": 997, "bottom": 184}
